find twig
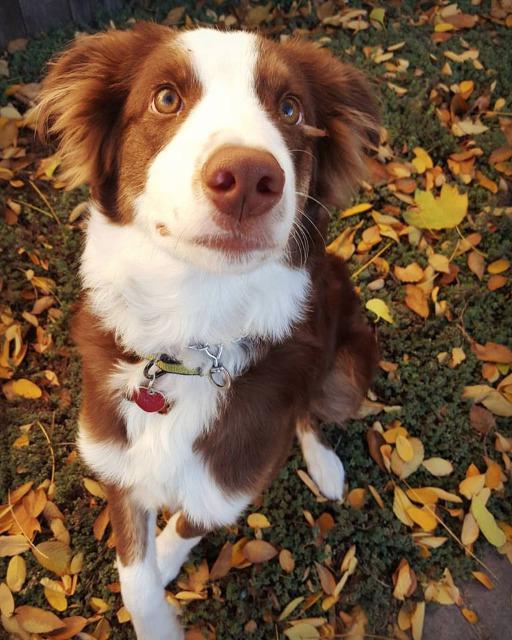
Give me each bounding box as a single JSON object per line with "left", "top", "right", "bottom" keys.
{"left": 36, "top": 420, "right": 55, "bottom": 487}
{"left": 11, "top": 198, "right": 56, "bottom": 221}
{"left": 351, "top": 241, "right": 393, "bottom": 280}
{"left": 28, "top": 180, "right": 61, "bottom": 225}
{"left": 455, "top": 226, "right": 487, "bottom": 258}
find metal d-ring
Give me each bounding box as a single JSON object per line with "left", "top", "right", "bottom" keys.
{"left": 208, "top": 365, "right": 232, "bottom": 389}
{"left": 143, "top": 359, "right": 166, "bottom": 387}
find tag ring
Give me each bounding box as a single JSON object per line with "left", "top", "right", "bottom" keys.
{"left": 208, "top": 366, "right": 232, "bottom": 389}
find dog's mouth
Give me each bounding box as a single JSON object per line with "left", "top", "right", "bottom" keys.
{"left": 193, "top": 233, "right": 277, "bottom": 254}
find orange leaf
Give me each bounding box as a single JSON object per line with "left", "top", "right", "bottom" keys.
{"left": 242, "top": 540, "right": 278, "bottom": 563}
{"left": 404, "top": 284, "right": 429, "bottom": 318}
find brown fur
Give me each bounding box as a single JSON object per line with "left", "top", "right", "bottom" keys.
{"left": 105, "top": 484, "right": 148, "bottom": 565}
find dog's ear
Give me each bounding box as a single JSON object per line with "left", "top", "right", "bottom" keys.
{"left": 36, "top": 23, "right": 167, "bottom": 194}
{"left": 282, "top": 40, "right": 379, "bottom": 207}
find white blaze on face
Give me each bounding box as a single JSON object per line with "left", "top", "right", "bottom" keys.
{"left": 134, "top": 29, "right": 297, "bottom": 273}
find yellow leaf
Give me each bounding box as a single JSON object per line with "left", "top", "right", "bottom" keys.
{"left": 174, "top": 590, "right": 207, "bottom": 601}
{"left": 89, "top": 597, "right": 110, "bottom": 613}
{"left": 487, "top": 259, "right": 510, "bottom": 274}
{"left": 391, "top": 437, "right": 425, "bottom": 479}
{"left": 247, "top": 513, "right": 271, "bottom": 529}
{"left": 242, "top": 540, "right": 278, "bottom": 563}
{"left": 365, "top": 298, "right": 394, "bottom": 323}
{"left": 411, "top": 602, "right": 425, "bottom": 640}
{"left": 284, "top": 623, "right": 320, "bottom": 639}
{"left": 83, "top": 478, "right": 107, "bottom": 500}
{"left": 407, "top": 507, "right": 437, "bottom": 532}
{"left": 435, "top": 22, "right": 455, "bottom": 32}
{"left": 6, "top": 556, "right": 26, "bottom": 592}
{"left": 459, "top": 474, "right": 485, "bottom": 499}
{"left": 396, "top": 435, "right": 414, "bottom": 462}
{"left": 470, "top": 495, "right": 507, "bottom": 547}
{"left": 405, "top": 487, "right": 439, "bottom": 505}
{"left": 428, "top": 253, "right": 450, "bottom": 273}
{"left": 405, "top": 184, "right": 468, "bottom": 229}
{"left": 0, "top": 535, "right": 30, "bottom": 557}
{"left": 422, "top": 457, "right": 453, "bottom": 476}
{"left": 278, "top": 596, "right": 305, "bottom": 621}
{"left": 393, "top": 559, "right": 417, "bottom": 600}
{"left": 340, "top": 203, "right": 372, "bottom": 218}
{"left": 369, "top": 7, "right": 386, "bottom": 26}
{"left": 393, "top": 486, "right": 415, "bottom": 527}
{"left": 0, "top": 582, "right": 14, "bottom": 617}
{"left": 33, "top": 541, "right": 71, "bottom": 577}
{"left": 461, "top": 513, "right": 479, "bottom": 546}
{"left": 117, "top": 606, "right": 131, "bottom": 623}
{"left": 411, "top": 147, "right": 433, "bottom": 174}
{"left": 15, "top": 605, "right": 65, "bottom": 633}
{"left": 44, "top": 586, "right": 67, "bottom": 612}
{"left": 10, "top": 378, "right": 42, "bottom": 399}
{"left": 383, "top": 424, "right": 408, "bottom": 444}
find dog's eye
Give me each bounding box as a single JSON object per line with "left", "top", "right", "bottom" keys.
{"left": 152, "top": 87, "right": 182, "bottom": 114}
{"left": 278, "top": 96, "right": 302, "bottom": 125}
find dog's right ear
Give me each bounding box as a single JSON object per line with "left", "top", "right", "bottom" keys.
{"left": 36, "top": 23, "right": 168, "bottom": 192}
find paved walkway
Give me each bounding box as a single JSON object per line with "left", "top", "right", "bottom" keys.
{"left": 424, "top": 552, "right": 512, "bottom": 640}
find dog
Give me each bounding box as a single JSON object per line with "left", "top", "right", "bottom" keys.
{"left": 38, "top": 23, "right": 379, "bottom": 639}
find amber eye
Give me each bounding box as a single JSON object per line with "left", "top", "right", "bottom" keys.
{"left": 152, "top": 86, "right": 182, "bottom": 114}
{"left": 278, "top": 95, "right": 302, "bottom": 125}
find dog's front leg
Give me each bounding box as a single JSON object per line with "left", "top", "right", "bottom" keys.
{"left": 157, "top": 511, "right": 205, "bottom": 586}
{"left": 107, "top": 485, "right": 184, "bottom": 640}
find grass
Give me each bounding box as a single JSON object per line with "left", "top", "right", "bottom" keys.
{"left": 1, "top": 1, "right": 511, "bottom": 639}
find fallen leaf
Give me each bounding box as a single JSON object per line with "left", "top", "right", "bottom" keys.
{"left": 468, "top": 251, "right": 485, "bottom": 279}
{"left": 6, "top": 556, "right": 26, "bottom": 592}
{"left": 471, "top": 341, "right": 512, "bottom": 364}
{"left": 8, "top": 379, "right": 42, "bottom": 399}
{"left": 407, "top": 507, "right": 437, "bottom": 532}
{"left": 471, "top": 495, "right": 507, "bottom": 547}
{"left": 279, "top": 596, "right": 305, "bottom": 621}
{"left": 411, "top": 602, "right": 425, "bottom": 640}
{"left": 422, "top": 457, "right": 453, "bottom": 476}
{"left": 284, "top": 623, "right": 320, "bottom": 639}
{"left": 472, "top": 571, "right": 493, "bottom": 590}
{"left": 247, "top": 513, "right": 271, "bottom": 529}
{"left": 392, "top": 559, "right": 417, "bottom": 600}
{"left": 0, "top": 536, "right": 30, "bottom": 557}
{"left": 461, "top": 513, "right": 479, "bottom": 546}
{"left": 394, "top": 262, "right": 424, "bottom": 283}
{"left": 279, "top": 549, "right": 295, "bottom": 574}
{"left": 242, "top": 540, "right": 278, "bottom": 563}
{"left": 0, "top": 583, "right": 14, "bottom": 618}
{"left": 365, "top": 298, "right": 394, "bottom": 323}
{"left": 404, "top": 285, "right": 429, "bottom": 319}
{"left": 461, "top": 608, "right": 478, "bottom": 624}
{"left": 15, "top": 605, "right": 65, "bottom": 633}
{"left": 33, "top": 541, "right": 71, "bottom": 577}
{"left": 404, "top": 184, "right": 468, "bottom": 229}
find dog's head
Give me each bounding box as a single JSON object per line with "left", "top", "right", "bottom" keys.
{"left": 38, "top": 24, "right": 378, "bottom": 273}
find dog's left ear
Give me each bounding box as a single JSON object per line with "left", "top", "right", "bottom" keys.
{"left": 282, "top": 40, "right": 379, "bottom": 207}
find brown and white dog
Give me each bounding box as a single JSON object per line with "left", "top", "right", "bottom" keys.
{"left": 38, "top": 23, "right": 379, "bottom": 639}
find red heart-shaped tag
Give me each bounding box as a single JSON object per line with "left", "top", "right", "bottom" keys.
{"left": 132, "top": 386, "right": 168, "bottom": 413}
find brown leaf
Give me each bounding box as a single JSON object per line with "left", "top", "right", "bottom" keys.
{"left": 366, "top": 428, "right": 386, "bottom": 470}
{"left": 50, "top": 616, "right": 89, "bottom": 640}
{"left": 210, "top": 542, "right": 233, "bottom": 580}
{"left": 315, "top": 562, "right": 336, "bottom": 595}
{"left": 487, "top": 275, "right": 507, "bottom": 291}
{"left": 93, "top": 506, "right": 110, "bottom": 541}
{"left": 242, "top": 540, "right": 278, "bottom": 564}
{"left": 469, "top": 405, "right": 495, "bottom": 435}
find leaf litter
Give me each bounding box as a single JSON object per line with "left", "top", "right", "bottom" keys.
{"left": 1, "top": 1, "right": 512, "bottom": 639}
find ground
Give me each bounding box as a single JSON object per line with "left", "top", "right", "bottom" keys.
{"left": 1, "top": 2, "right": 511, "bottom": 640}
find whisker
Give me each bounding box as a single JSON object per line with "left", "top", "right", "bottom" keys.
{"left": 289, "top": 148, "right": 318, "bottom": 166}
{"left": 296, "top": 204, "right": 326, "bottom": 247}
{"left": 295, "top": 190, "right": 332, "bottom": 217}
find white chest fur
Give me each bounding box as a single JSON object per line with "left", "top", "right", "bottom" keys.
{"left": 78, "top": 208, "right": 311, "bottom": 521}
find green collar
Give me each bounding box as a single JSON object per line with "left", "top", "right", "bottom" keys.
{"left": 147, "top": 355, "right": 202, "bottom": 377}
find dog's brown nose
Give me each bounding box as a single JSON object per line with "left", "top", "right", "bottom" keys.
{"left": 202, "top": 146, "right": 284, "bottom": 220}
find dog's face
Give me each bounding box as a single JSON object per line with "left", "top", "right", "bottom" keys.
{"left": 39, "top": 24, "right": 377, "bottom": 273}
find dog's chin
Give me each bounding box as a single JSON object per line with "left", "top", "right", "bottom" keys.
{"left": 169, "top": 236, "right": 283, "bottom": 275}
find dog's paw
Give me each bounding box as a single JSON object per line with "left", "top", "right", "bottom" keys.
{"left": 301, "top": 433, "right": 345, "bottom": 501}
